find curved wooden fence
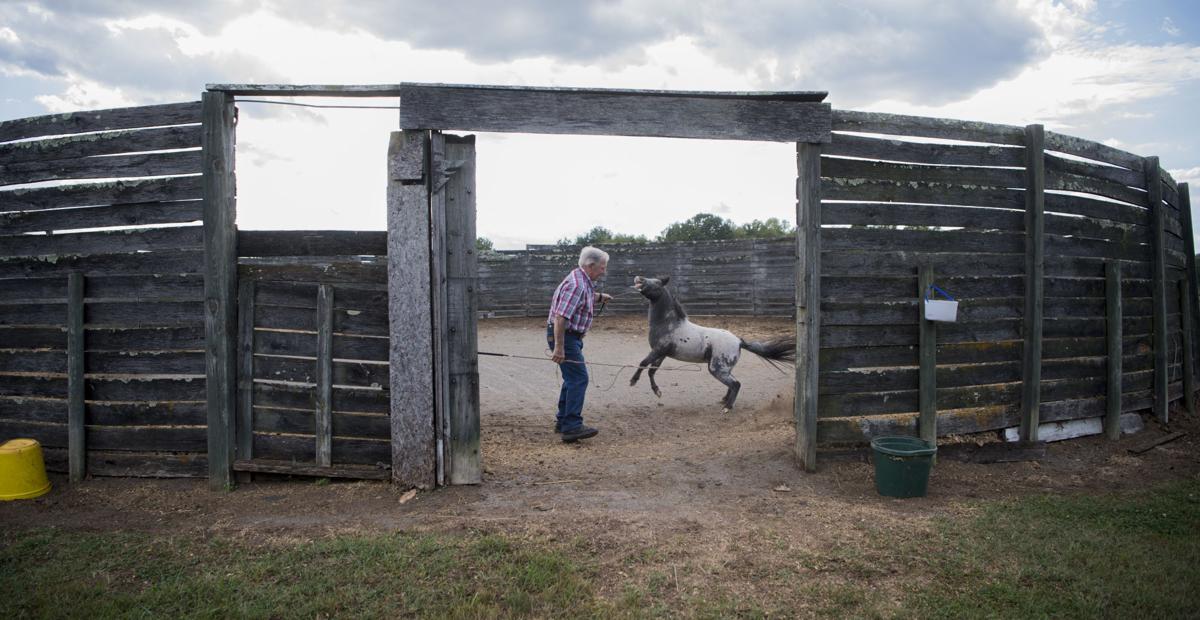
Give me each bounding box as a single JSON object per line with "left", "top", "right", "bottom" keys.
{"left": 816, "top": 110, "right": 1196, "bottom": 443}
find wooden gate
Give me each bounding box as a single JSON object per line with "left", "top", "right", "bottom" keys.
{"left": 388, "top": 130, "right": 481, "bottom": 487}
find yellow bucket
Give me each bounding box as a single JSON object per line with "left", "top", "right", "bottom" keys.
{"left": 0, "top": 438, "right": 52, "bottom": 500}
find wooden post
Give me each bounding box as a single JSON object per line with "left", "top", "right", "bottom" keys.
{"left": 428, "top": 132, "right": 449, "bottom": 485}
{"left": 387, "top": 130, "right": 437, "bottom": 489}
{"left": 918, "top": 265, "right": 937, "bottom": 446}
{"left": 795, "top": 142, "right": 821, "bottom": 472}
{"left": 235, "top": 278, "right": 255, "bottom": 481}
{"left": 1105, "top": 261, "right": 1123, "bottom": 440}
{"left": 1146, "top": 157, "right": 1168, "bottom": 423}
{"left": 444, "top": 134, "right": 481, "bottom": 484}
{"left": 315, "top": 283, "right": 334, "bottom": 468}
{"left": 1178, "top": 183, "right": 1199, "bottom": 409}
{"left": 1020, "top": 124, "right": 1046, "bottom": 442}
{"left": 67, "top": 272, "right": 85, "bottom": 482}
{"left": 1180, "top": 278, "right": 1197, "bottom": 417}
{"left": 202, "top": 91, "right": 238, "bottom": 490}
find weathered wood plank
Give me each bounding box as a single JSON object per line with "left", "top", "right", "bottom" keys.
{"left": 232, "top": 458, "right": 389, "bottom": 480}
{"left": 0, "top": 151, "right": 201, "bottom": 187}
{"left": 86, "top": 326, "right": 206, "bottom": 351}
{"left": 0, "top": 176, "right": 203, "bottom": 213}
{"left": 252, "top": 382, "right": 388, "bottom": 415}
{"left": 253, "top": 351, "right": 388, "bottom": 388}
{"left": 40, "top": 448, "right": 205, "bottom": 478}
{"left": 825, "top": 132, "right": 1024, "bottom": 167}
{"left": 1146, "top": 157, "right": 1168, "bottom": 423}
{"left": 1021, "top": 124, "right": 1046, "bottom": 442}
{"left": 820, "top": 202, "right": 1024, "bottom": 231}
{"left": 1106, "top": 261, "right": 1123, "bottom": 440}
{"left": 429, "top": 133, "right": 449, "bottom": 486}
{"left": 1180, "top": 278, "right": 1196, "bottom": 417}
{"left": 238, "top": 230, "right": 388, "bottom": 257}
{"left": 0, "top": 225, "right": 203, "bottom": 259}
{"left": 399, "top": 83, "right": 831, "bottom": 142}
{"left": 1045, "top": 169, "right": 1148, "bottom": 207}
{"left": 252, "top": 304, "right": 388, "bottom": 337}
{"left": 832, "top": 110, "right": 1025, "bottom": 145}
{"left": 918, "top": 265, "right": 936, "bottom": 447}
{"left": 315, "top": 284, "right": 334, "bottom": 468}
{"left": 0, "top": 398, "right": 205, "bottom": 426}
{"left": 821, "top": 178, "right": 1024, "bottom": 209}
{"left": 822, "top": 157, "right": 1025, "bottom": 188}
{"left": 444, "top": 134, "right": 480, "bottom": 485}
{"left": 795, "top": 142, "right": 821, "bottom": 472}
{"left": 0, "top": 200, "right": 204, "bottom": 236}
{"left": 1043, "top": 192, "right": 1150, "bottom": 227}
{"left": 1179, "top": 184, "right": 1199, "bottom": 411}
{"left": 0, "top": 249, "right": 203, "bottom": 280}
{"left": 252, "top": 433, "right": 390, "bottom": 466}
{"left": 67, "top": 272, "right": 85, "bottom": 482}
{"left": 236, "top": 279, "right": 255, "bottom": 480}
{"left": 1044, "top": 151, "right": 1144, "bottom": 189}
{"left": 0, "top": 102, "right": 202, "bottom": 143}
{"left": 1043, "top": 131, "right": 1144, "bottom": 172}
{"left": 237, "top": 260, "right": 388, "bottom": 285}
{"left": 202, "top": 91, "right": 238, "bottom": 490}
{"left": 388, "top": 130, "right": 436, "bottom": 488}
{"left": 821, "top": 228, "right": 1025, "bottom": 254}
{"left": 251, "top": 408, "right": 390, "bottom": 439}
{"left": 253, "top": 281, "right": 387, "bottom": 310}
{"left": 0, "top": 125, "right": 201, "bottom": 165}
{"left": 253, "top": 330, "right": 389, "bottom": 362}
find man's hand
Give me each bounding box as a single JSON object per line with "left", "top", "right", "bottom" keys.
{"left": 598, "top": 293, "right": 613, "bottom": 303}
{"left": 552, "top": 347, "right": 565, "bottom": 364}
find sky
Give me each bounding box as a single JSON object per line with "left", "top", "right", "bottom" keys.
{"left": 1, "top": 0, "right": 1198, "bottom": 250}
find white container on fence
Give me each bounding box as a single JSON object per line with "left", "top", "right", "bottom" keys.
{"left": 923, "top": 285, "right": 958, "bottom": 323}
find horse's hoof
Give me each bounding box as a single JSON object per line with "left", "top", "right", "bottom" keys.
{"left": 653, "top": 388, "right": 662, "bottom": 398}
{"left": 721, "top": 407, "right": 731, "bottom": 414}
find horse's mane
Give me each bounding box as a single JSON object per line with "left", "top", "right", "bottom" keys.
{"left": 668, "top": 288, "right": 688, "bottom": 320}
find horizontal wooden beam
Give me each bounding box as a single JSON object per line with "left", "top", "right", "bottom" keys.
{"left": 207, "top": 84, "right": 406, "bottom": 97}
{"left": 232, "top": 459, "right": 390, "bottom": 480}
{"left": 398, "top": 83, "right": 831, "bottom": 142}
{"left": 206, "top": 82, "right": 827, "bottom": 102}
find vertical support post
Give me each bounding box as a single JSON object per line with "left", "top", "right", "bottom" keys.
{"left": 1020, "top": 124, "right": 1046, "bottom": 443}
{"left": 428, "top": 132, "right": 449, "bottom": 486}
{"left": 315, "top": 283, "right": 334, "bottom": 468}
{"left": 235, "top": 278, "right": 255, "bottom": 481}
{"left": 67, "top": 272, "right": 85, "bottom": 483}
{"left": 1105, "top": 261, "right": 1123, "bottom": 440}
{"left": 387, "top": 130, "right": 436, "bottom": 489}
{"left": 1147, "top": 157, "right": 1168, "bottom": 423}
{"left": 202, "top": 91, "right": 238, "bottom": 490}
{"left": 918, "top": 265, "right": 937, "bottom": 446}
{"left": 1180, "top": 278, "right": 1197, "bottom": 417}
{"left": 1178, "top": 183, "right": 1199, "bottom": 408}
{"left": 444, "top": 135, "right": 481, "bottom": 485}
{"left": 794, "top": 142, "right": 821, "bottom": 472}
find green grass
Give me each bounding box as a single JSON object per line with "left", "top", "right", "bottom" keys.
{"left": 2, "top": 478, "right": 1198, "bottom": 618}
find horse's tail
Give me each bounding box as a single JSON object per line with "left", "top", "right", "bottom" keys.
{"left": 740, "top": 336, "right": 796, "bottom": 369}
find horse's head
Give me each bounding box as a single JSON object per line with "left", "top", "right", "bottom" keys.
{"left": 633, "top": 275, "right": 671, "bottom": 301}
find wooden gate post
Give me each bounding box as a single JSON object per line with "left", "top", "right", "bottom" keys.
{"left": 1020, "top": 124, "right": 1045, "bottom": 442}
{"left": 795, "top": 141, "right": 821, "bottom": 472}
{"left": 202, "top": 91, "right": 238, "bottom": 490}
{"left": 918, "top": 265, "right": 937, "bottom": 446}
{"left": 387, "top": 130, "right": 437, "bottom": 489}
{"left": 1146, "top": 157, "right": 1168, "bottom": 423}
{"left": 1178, "top": 183, "right": 1198, "bottom": 409}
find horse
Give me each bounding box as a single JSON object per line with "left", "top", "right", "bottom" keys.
{"left": 629, "top": 275, "right": 795, "bottom": 413}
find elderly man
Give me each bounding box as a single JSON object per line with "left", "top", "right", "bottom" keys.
{"left": 546, "top": 246, "right": 613, "bottom": 443}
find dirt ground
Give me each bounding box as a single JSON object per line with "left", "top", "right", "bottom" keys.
{"left": 4, "top": 314, "right": 1200, "bottom": 604}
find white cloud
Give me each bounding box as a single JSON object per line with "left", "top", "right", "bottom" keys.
{"left": 1162, "top": 17, "right": 1181, "bottom": 37}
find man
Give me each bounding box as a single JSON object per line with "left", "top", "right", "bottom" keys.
{"left": 547, "top": 246, "right": 613, "bottom": 443}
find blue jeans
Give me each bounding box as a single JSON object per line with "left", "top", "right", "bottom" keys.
{"left": 547, "top": 324, "right": 588, "bottom": 432}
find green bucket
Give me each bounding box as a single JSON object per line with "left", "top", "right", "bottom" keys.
{"left": 870, "top": 436, "right": 937, "bottom": 498}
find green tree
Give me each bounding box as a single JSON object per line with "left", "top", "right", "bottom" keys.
{"left": 475, "top": 237, "right": 494, "bottom": 252}
{"left": 735, "top": 217, "right": 794, "bottom": 239}
{"left": 557, "top": 226, "right": 648, "bottom": 246}
{"left": 657, "top": 213, "right": 737, "bottom": 242}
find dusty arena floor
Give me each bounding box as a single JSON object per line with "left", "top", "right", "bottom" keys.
{"left": 4, "top": 315, "right": 1200, "bottom": 605}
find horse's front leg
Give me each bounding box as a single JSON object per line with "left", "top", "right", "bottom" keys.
{"left": 646, "top": 354, "right": 669, "bottom": 398}
{"left": 629, "top": 350, "right": 659, "bottom": 388}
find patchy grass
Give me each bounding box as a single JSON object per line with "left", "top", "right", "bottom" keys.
{"left": 3, "top": 478, "right": 1198, "bottom": 618}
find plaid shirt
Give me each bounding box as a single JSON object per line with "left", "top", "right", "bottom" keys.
{"left": 548, "top": 267, "right": 596, "bottom": 333}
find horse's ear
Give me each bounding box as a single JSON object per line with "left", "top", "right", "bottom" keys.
{"left": 661, "top": 276, "right": 670, "bottom": 286}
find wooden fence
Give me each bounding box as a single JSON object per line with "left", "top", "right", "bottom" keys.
{"left": 479, "top": 239, "right": 797, "bottom": 317}
{"left": 234, "top": 231, "right": 391, "bottom": 479}
{"left": 0, "top": 102, "right": 207, "bottom": 478}
{"left": 812, "top": 110, "right": 1197, "bottom": 444}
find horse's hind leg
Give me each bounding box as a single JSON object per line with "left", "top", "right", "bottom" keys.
{"left": 707, "top": 357, "right": 741, "bottom": 413}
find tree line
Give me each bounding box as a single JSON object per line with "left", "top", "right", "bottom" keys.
{"left": 476, "top": 213, "right": 795, "bottom": 252}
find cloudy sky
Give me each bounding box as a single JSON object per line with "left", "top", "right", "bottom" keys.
{"left": 1, "top": 0, "right": 1198, "bottom": 249}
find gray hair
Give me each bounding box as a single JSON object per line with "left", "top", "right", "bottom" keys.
{"left": 578, "top": 246, "right": 609, "bottom": 268}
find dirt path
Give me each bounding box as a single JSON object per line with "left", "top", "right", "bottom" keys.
{"left": 4, "top": 315, "right": 1199, "bottom": 602}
